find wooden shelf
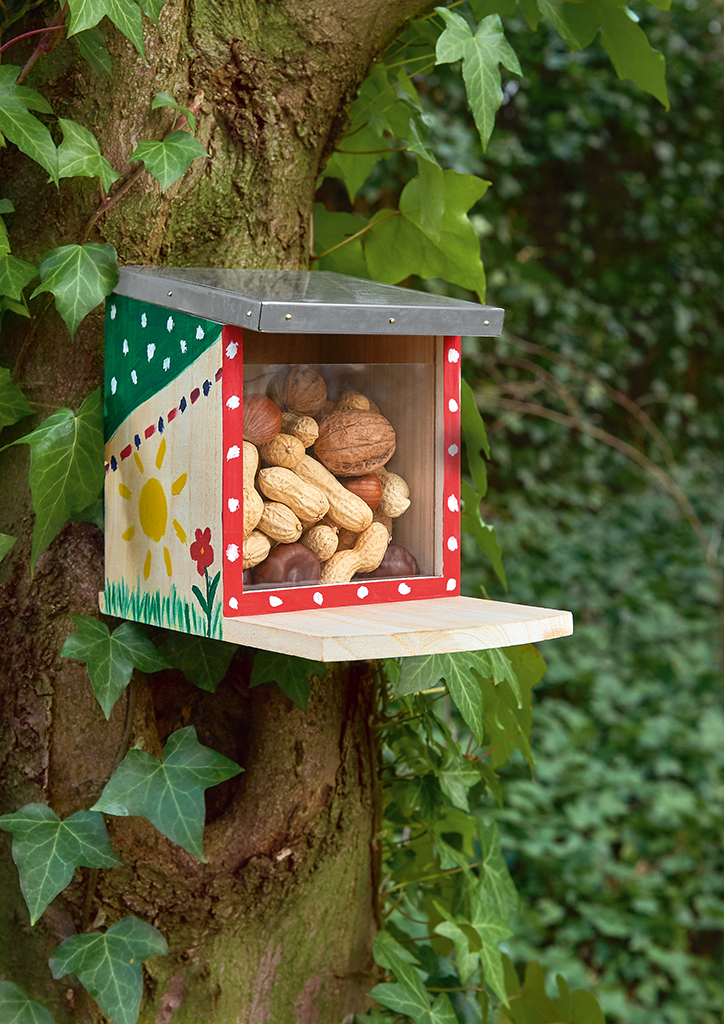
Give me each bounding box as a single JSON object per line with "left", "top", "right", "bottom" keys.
{"left": 220, "top": 596, "right": 573, "bottom": 662}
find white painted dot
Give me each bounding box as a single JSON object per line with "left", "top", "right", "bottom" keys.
{"left": 448, "top": 444, "right": 459, "bottom": 457}
{"left": 196, "top": 325, "right": 205, "bottom": 340}
{"left": 269, "top": 595, "right": 283, "bottom": 607}
{"left": 131, "top": 369, "right": 138, "bottom": 385}
{"left": 398, "top": 583, "right": 411, "bottom": 595}
{"left": 147, "top": 343, "right": 156, "bottom": 361}
{"left": 226, "top": 543, "right": 240, "bottom": 562}
{"left": 226, "top": 445, "right": 240, "bottom": 461}
{"left": 122, "top": 338, "right": 129, "bottom": 355}
{"left": 447, "top": 347, "right": 460, "bottom": 362}
{"left": 166, "top": 316, "right": 174, "bottom": 332}
{"left": 448, "top": 398, "right": 459, "bottom": 413}
{"left": 179, "top": 339, "right": 187, "bottom": 354}
{"left": 357, "top": 586, "right": 369, "bottom": 599}
{"left": 227, "top": 497, "right": 240, "bottom": 512}
{"left": 110, "top": 376, "right": 117, "bottom": 395}
{"left": 163, "top": 357, "right": 170, "bottom": 371}
{"left": 446, "top": 578, "right": 457, "bottom": 592}
{"left": 110, "top": 304, "right": 117, "bottom": 320}
{"left": 229, "top": 597, "right": 239, "bottom": 611}
{"left": 447, "top": 494, "right": 459, "bottom": 512}
{"left": 225, "top": 341, "right": 238, "bottom": 359}
{"left": 447, "top": 536, "right": 459, "bottom": 551}
{"left": 141, "top": 313, "right": 147, "bottom": 328}
{"left": 313, "top": 592, "right": 324, "bottom": 605}
{"left": 226, "top": 395, "right": 240, "bottom": 410}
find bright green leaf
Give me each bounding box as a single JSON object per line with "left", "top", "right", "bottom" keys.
{"left": 139, "top": 0, "right": 165, "bottom": 22}
{"left": 61, "top": 616, "right": 169, "bottom": 718}
{"left": 0, "top": 366, "right": 33, "bottom": 429}
{"left": 4, "top": 389, "right": 103, "bottom": 571}
{"left": 0, "top": 218, "right": 9, "bottom": 259}
{"left": 312, "top": 205, "right": 369, "bottom": 278}
{"left": 57, "top": 119, "right": 119, "bottom": 190}
{"left": 0, "top": 981, "right": 55, "bottom": 1024}
{"left": 0, "top": 66, "right": 58, "bottom": 183}
{"left": 365, "top": 170, "right": 489, "bottom": 299}
{"left": 249, "top": 650, "right": 327, "bottom": 709}
{"left": 400, "top": 148, "right": 445, "bottom": 242}
{"left": 477, "top": 819, "right": 519, "bottom": 919}
{"left": 435, "top": 9, "right": 521, "bottom": 151}
{"left": 74, "top": 27, "right": 112, "bottom": 74}
{"left": 0, "top": 255, "right": 37, "bottom": 302}
{"left": 158, "top": 633, "right": 237, "bottom": 693}
{"left": 0, "top": 533, "right": 16, "bottom": 561}
{"left": 436, "top": 747, "right": 480, "bottom": 811}
{"left": 461, "top": 480, "right": 507, "bottom": 588}
{"left": 31, "top": 243, "right": 118, "bottom": 337}
{"left": 49, "top": 916, "right": 167, "bottom": 1024}
{"left": 130, "top": 131, "right": 207, "bottom": 192}
{"left": 0, "top": 804, "right": 121, "bottom": 925}
{"left": 151, "top": 91, "right": 196, "bottom": 132}
{"left": 91, "top": 726, "right": 243, "bottom": 860}
{"left": 66, "top": 0, "right": 145, "bottom": 56}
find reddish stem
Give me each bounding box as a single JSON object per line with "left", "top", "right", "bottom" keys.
{"left": 0, "top": 24, "right": 65, "bottom": 54}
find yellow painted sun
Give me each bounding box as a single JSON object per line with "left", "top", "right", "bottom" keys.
{"left": 118, "top": 437, "right": 189, "bottom": 579}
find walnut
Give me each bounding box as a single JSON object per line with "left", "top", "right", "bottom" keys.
{"left": 314, "top": 410, "right": 396, "bottom": 477}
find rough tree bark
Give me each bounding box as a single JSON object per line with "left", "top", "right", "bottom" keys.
{"left": 0, "top": 1, "right": 433, "bottom": 1020}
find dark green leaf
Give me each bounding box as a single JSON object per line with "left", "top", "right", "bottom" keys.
{"left": 461, "top": 378, "right": 490, "bottom": 495}
{"left": 249, "top": 650, "right": 327, "bottom": 709}
{"left": 0, "top": 255, "right": 37, "bottom": 302}
{"left": 158, "top": 633, "right": 237, "bottom": 692}
{"left": 130, "top": 131, "right": 207, "bottom": 192}
{"left": 74, "top": 27, "right": 112, "bottom": 74}
{"left": 435, "top": 9, "right": 521, "bottom": 151}
{"left": 31, "top": 243, "right": 118, "bottom": 337}
{"left": 61, "top": 616, "right": 169, "bottom": 718}
{"left": 0, "top": 981, "right": 55, "bottom": 1024}
{"left": 67, "top": 0, "right": 145, "bottom": 56}
{"left": 91, "top": 726, "right": 243, "bottom": 860}
{"left": 497, "top": 960, "right": 605, "bottom": 1023}
{"left": 0, "top": 366, "right": 33, "bottom": 429}
{"left": 0, "top": 67, "right": 57, "bottom": 182}
{"left": 0, "top": 532, "right": 16, "bottom": 561}
{"left": 138, "top": 0, "right": 165, "bottom": 22}
{"left": 0, "top": 804, "right": 120, "bottom": 925}
{"left": 151, "top": 91, "right": 196, "bottom": 131}
{"left": 4, "top": 389, "right": 103, "bottom": 571}
{"left": 461, "top": 480, "right": 506, "bottom": 589}
{"left": 57, "top": 119, "right": 119, "bottom": 190}
{"left": 49, "top": 916, "right": 167, "bottom": 1024}
{"left": 477, "top": 818, "right": 519, "bottom": 918}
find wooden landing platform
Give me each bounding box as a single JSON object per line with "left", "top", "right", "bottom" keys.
{"left": 221, "top": 596, "right": 573, "bottom": 662}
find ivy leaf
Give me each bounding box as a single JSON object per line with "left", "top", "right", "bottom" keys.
{"left": 49, "top": 916, "right": 168, "bottom": 1024}
{"left": 250, "top": 650, "right": 327, "bottom": 709}
{"left": 497, "top": 960, "right": 605, "bottom": 1024}
{"left": 477, "top": 819, "right": 519, "bottom": 919}
{"left": 61, "top": 616, "right": 169, "bottom": 718}
{"left": 461, "top": 379, "right": 490, "bottom": 497}
{"left": 365, "top": 170, "right": 488, "bottom": 299}
{"left": 138, "top": 0, "right": 165, "bottom": 22}
{"left": 130, "top": 132, "right": 208, "bottom": 192}
{"left": 158, "top": 633, "right": 237, "bottom": 693}
{"left": 0, "top": 255, "right": 37, "bottom": 302}
{"left": 461, "top": 480, "right": 506, "bottom": 589}
{"left": 4, "top": 389, "right": 103, "bottom": 571}
{"left": 370, "top": 933, "right": 458, "bottom": 1023}
{"left": 0, "top": 366, "right": 34, "bottom": 429}
{"left": 74, "top": 27, "right": 112, "bottom": 74}
{"left": 401, "top": 145, "right": 445, "bottom": 243}
{"left": 435, "top": 9, "right": 521, "bottom": 151}
{"left": 0, "top": 804, "right": 121, "bottom": 925}
{"left": 0, "top": 981, "right": 55, "bottom": 1024}
{"left": 30, "top": 243, "right": 118, "bottom": 337}
{"left": 151, "top": 92, "right": 196, "bottom": 131}
{"left": 312, "top": 205, "right": 369, "bottom": 278}
{"left": 91, "top": 726, "right": 243, "bottom": 860}
{"left": 477, "top": 645, "right": 545, "bottom": 768}
{"left": 0, "top": 66, "right": 58, "bottom": 183}
{"left": 66, "top": 0, "right": 145, "bottom": 56}
{"left": 0, "top": 533, "right": 16, "bottom": 561}
{"left": 57, "top": 119, "right": 119, "bottom": 190}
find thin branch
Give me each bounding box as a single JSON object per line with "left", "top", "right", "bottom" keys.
{"left": 311, "top": 211, "right": 401, "bottom": 261}
{"left": 18, "top": 2, "right": 67, "bottom": 83}
{"left": 0, "top": 23, "right": 64, "bottom": 53}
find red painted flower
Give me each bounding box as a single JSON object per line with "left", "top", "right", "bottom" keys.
{"left": 190, "top": 527, "right": 214, "bottom": 576}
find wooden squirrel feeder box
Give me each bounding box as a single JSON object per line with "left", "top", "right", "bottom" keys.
{"left": 100, "top": 268, "right": 572, "bottom": 660}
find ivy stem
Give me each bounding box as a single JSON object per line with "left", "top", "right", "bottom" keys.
{"left": 17, "top": 2, "right": 68, "bottom": 83}
{"left": 310, "top": 210, "right": 401, "bottom": 261}
{"left": 0, "top": 24, "right": 65, "bottom": 53}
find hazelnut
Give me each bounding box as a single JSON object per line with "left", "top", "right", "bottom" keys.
{"left": 243, "top": 394, "right": 282, "bottom": 446}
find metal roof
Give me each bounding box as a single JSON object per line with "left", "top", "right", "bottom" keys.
{"left": 113, "top": 267, "right": 504, "bottom": 336}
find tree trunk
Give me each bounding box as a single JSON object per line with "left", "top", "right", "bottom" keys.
{"left": 0, "top": 1, "right": 431, "bottom": 1019}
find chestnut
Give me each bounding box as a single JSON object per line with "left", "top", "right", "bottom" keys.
{"left": 252, "top": 542, "right": 321, "bottom": 585}
{"left": 358, "top": 544, "right": 419, "bottom": 579}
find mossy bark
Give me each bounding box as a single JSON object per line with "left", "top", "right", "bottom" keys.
{"left": 0, "top": 1, "right": 432, "bottom": 1019}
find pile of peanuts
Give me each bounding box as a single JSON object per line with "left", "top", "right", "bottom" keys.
{"left": 240, "top": 365, "right": 417, "bottom": 587}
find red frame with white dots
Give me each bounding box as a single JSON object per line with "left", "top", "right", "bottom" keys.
{"left": 220, "top": 325, "right": 462, "bottom": 618}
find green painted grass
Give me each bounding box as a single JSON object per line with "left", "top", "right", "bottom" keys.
{"left": 104, "top": 576, "right": 223, "bottom": 640}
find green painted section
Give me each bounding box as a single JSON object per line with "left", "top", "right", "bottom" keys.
{"left": 104, "top": 294, "right": 222, "bottom": 442}
{"left": 104, "top": 577, "right": 223, "bottom": 640}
